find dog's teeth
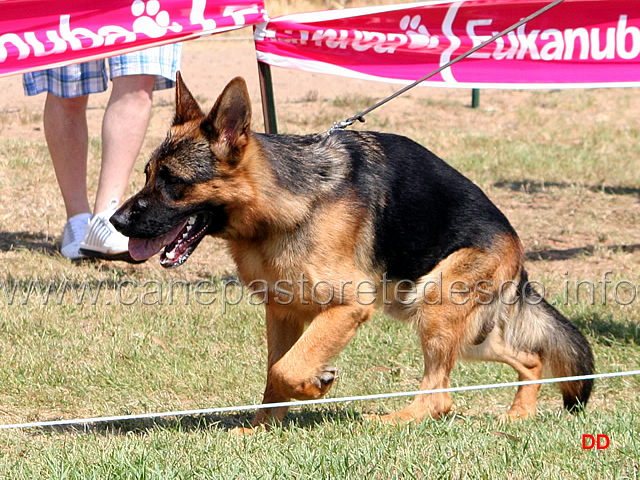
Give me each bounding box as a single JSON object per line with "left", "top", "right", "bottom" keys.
{"left": 182, "top": 232, "right": 189, "bottom": 239}
{"left": 188, "top": 216, "right": 196, "bottom": 226}
{"left": 165, "top": 251, "right": 175, "bottom": 260}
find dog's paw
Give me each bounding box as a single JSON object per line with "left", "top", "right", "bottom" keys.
{"left": 299, "top": 365, "right": 339, "bottom": 399}
{"left": 228, "top": 426, "right": 257, "bottom": 436}
{"left": 318, "top": 366, "right": 338, "bottom": 387}
{"left": 272, "top": 365, "right": 339, "bottom": 400}
{"left": 363, "top": 411, "right": 420, "bottom": 425}
{"left": 497, "top": 409, "right": 535, "bottom": 424}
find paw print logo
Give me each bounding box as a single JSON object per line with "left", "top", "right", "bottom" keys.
{"left": 132, "top": 0, "right": 183, "bottom": 38}
{"left": 400, "top": 15, "right": 439, "bottom": 50}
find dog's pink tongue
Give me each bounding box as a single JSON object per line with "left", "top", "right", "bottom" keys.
{"left": 128, "top": 237, "right": 168, "bottom": 261}
{"left": 128, "top": 221, "right": 187, "bottom": 261}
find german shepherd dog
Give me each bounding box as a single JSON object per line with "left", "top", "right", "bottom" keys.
{"left": 111, "top": 73, "right": 594, "bottom": 428}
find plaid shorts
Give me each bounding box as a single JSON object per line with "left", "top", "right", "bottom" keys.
{"left": 23, "top": 43, "right": 182, "bottom": 98}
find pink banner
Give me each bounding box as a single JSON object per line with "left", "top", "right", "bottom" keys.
{"left": 0, "top": 0, "right": 267, "bottom": 78}
{"left": 255, "top": 0, "right": 640, "bottom": 88}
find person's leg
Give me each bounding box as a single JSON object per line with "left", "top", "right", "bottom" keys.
{"left": 24, "top": 62, "right": 109, "bottom": 259}
{"left": 93, "top": 74, "right": 155, "bottom": 214}
{"left": 43, "top": 93, "right": 91, "bottom": 219}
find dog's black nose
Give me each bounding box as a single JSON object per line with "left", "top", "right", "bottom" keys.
{"left": 109, "top": 208, "right": 129, "bottom": 233}
{"left": 110, "top": 196, "right": 149, "bottom": 235}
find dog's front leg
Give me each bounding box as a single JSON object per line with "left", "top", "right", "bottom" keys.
{"left": 268, "top": 303, "right": 373, "bottom": 402}
{"left": 250, "top": 304, "right": 306, "bottom": 428}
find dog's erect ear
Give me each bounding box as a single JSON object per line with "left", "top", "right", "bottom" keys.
{"left": 202, "top": 77, "right": 252, "bottom": 150}
{"left": 174, "top": 71, "right": 204, "bottom": 125}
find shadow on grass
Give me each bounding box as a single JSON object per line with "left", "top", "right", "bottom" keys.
{"left": 0, "top": 231, "right": 147, "bottom": 274}
{"left": 34, "top": 408, "right": 363, "bottom": 436}
{"left": 493, "top": 180, "right": 640, "bottom": 198}
{"left": 0, "top": 231, "right": 57, "bottom": 255}
{"left": 571, "top": 310, "right": 640, "bottom": 346}
{"left": 526, "top": 244, "right": 640, "bottom": 262}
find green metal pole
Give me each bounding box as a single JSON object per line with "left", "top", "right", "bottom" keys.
{"left": 471, "top": 88, "right": 480, "bottom": 108}
{"left": 257, "top": 61, "right": 278, "bottom": 134}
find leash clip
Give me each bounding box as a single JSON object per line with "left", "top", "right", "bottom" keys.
{"left": 325, "top": 115, "right": 365, "bottom": 136}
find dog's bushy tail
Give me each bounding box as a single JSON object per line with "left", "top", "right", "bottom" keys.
{"left": 507, "top": 274, "right": 594, "bottom": 412}
{"left": 539, "top": 297, "right": 594, "bottom": 411}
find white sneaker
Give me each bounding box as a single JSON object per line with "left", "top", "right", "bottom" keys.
{"left": 79, "top": 198, "right": 141, "bottom": 263}
{"left": 60, "top": 212, "right": 91, "bottom": 259}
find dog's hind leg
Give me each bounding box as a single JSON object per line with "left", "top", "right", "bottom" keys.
{"left": 372, "top": 303, "right": 467, "bottom": 424}
{"left": 372, "top": 254, "right": 485, "bottom": 424}
{"left": 501, "top": 352, "right": 543, "bottom": 420}
{"left": 465, "top": 332, "right": 543, "bottom": 421}
{"left": 372, "top": 237, "right": 523, "bottom": 424}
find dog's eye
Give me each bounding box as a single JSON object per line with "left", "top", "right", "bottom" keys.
{"left": 165, "top": 175, "right": 181, "bottom": 186}
{"left": 157, "top": 165, "right": 188, "bottom": 201}
{"left": 159, "top": 165, "right": 182, "bottom": 186}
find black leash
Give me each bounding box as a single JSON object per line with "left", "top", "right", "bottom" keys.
{"left": 327, "top": 0, "right": 564, "bottom": 134}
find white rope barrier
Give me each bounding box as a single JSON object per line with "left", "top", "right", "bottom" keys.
{"left": 1, "top": 369, "right": 638, "bottom": 431}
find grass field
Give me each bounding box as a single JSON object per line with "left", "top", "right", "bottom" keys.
{"left": 1, "top": 23, "right": 640, "bottom": 480}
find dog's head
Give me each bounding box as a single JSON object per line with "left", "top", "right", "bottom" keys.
{"left": 110, "top": 73, "right": 253, "bottom": 267}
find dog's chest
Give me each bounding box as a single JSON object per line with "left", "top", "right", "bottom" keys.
{"left": 229, "top": 235, "right": 310, "bottom": 286}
